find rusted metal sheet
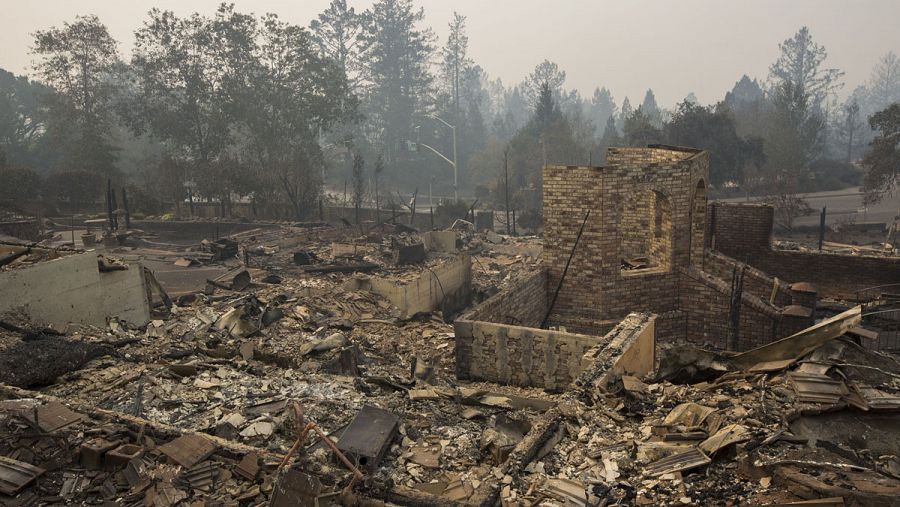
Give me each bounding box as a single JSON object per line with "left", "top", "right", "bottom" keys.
{"left": 336, "top": 405, "right": 399, "bottom": 471}
{"left": 32, "top": 401, "right": 84, "bottom": 433}
{"left": 788, "top": 372, "right": 848, "bottom": 404}
{"left": 270, "top": 469, "right": 323, "bottom": 507}
{"left": 645, "top": 448, "right": 711, "bottom": 476}
{"left": 179, "top": 461, "right": 220, "bottom": 492}
{"left": 234, "top": 452, "right": 259, "bottom": 481}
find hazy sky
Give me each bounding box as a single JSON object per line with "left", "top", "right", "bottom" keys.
{"left": 2, "top": 0, "right": 899, "bottom": 107}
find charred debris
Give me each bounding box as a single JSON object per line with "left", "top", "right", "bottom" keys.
{"left": 1, "top": 146, "right": 900, "bottom": 507}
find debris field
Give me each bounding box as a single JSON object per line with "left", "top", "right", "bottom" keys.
{"left": 1, "top": 145, "right": 899, "bottom": 506}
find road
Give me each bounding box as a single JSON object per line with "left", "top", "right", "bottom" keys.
{"left": 719, "top": 187, "right": 900, "bottom": 228}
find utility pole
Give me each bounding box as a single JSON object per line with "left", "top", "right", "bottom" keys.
{"left": 818, "top": 207, "right": 827, "bottom": 250}
{"left": 429, "top": 176, "right": 434, "bottom": 208}
{"left": 504, "top": 147, "right": 511, "bottom": 235}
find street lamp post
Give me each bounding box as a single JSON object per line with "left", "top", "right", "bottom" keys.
{"left": 414, "top": 114, "right": 457, "bottom": 201}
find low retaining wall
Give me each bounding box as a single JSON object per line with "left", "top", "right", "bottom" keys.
{"left": 454, "top": 270, "right": 656, "bottom": 390}
{"left": 0, "top": 220, "right": 41, "bottom": 241}
{"left": 347, "top": 255, "right": 472, "bottom": 319}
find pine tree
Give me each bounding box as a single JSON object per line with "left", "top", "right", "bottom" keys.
{"left": 362, "top": 0, "right": 434, "bottom": 172}
{"left": 525, "top": 60, "right": 565, "bottom": 106}
{"left": 769, "top": 26, "right": 844, "bottom": 111}
{"left": 598, "top": 115, "right": 621, "bottom": 152}
{"left": 862, "top": 103, "right": 900, "bottom": 204}
{"left": 589, "top": 87, "right": 616, "bottom": 139}
{"left": 866, "top": 51, "right": 900, "bottom": 112}
{"left": 309, "top": 0, "right": 370, "bottom": 93}
{"left": 641, "top": 89, "right": 662, "bottom": 128}
{"left": 441, "top": 12, "right": 472, "bottom": 122}
{"left": 618, "top": 96, "right": 633, "bottom": 133}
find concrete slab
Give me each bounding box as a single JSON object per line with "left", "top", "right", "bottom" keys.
{"left": 0, "top": 253, "right": 151, "bottom": 328}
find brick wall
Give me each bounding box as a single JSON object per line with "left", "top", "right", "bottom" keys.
{"left": 703, "top": 250, "right": 793, "bottom": 307}
{"left": 758, "top": 250, "right": 900, "bottom": 299}
{"left": 462, "top": 269, "right": 547, "bottom": 327}
{"left": 678, "top": 267, "right": 781, "bottom": 351}
{"left": 619, "top": 190, "right": 653, "bottom": 260}
{"left": 707, "top": 203, "right": 773, "bottom": 260}
{"left": 542, "top": 146, "right": 709, "bottom": 335}
{"left": 709, "top": 202, "right": 900, "bottom": 299}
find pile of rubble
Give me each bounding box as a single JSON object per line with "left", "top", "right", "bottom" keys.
{"left": 493, "top": 309, "right": 900, "bottom": 507}
{"left": 2, "top": 219, "right": 899, "bottom": 506}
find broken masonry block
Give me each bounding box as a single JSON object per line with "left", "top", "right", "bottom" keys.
{"left": 393, "top": 242, "right": 427, "bottom": 265}
{"left": 79, "top": 438, "right": 119, "bottom": 469}
{"left": 105, "top": 444, "right": 144, "bottom": 471}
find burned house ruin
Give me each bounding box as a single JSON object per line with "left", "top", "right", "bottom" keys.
{"left": 1, "top": 144, "right": 899, "bottom": 506}
{"left": 456, "top": 145, "right": 840, "bottom": 390}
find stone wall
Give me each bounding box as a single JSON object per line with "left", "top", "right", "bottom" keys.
{"left": 708, "top": 202, "right": 900, "bottom": 299}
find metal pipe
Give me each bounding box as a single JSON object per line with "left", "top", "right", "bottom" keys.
{"left": 541, "top": 210, "right": 590, "bottom": 329}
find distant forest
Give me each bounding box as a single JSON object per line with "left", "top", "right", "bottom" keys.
{"left": 1, "top": 1, "right": 898, "bottom": 219}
